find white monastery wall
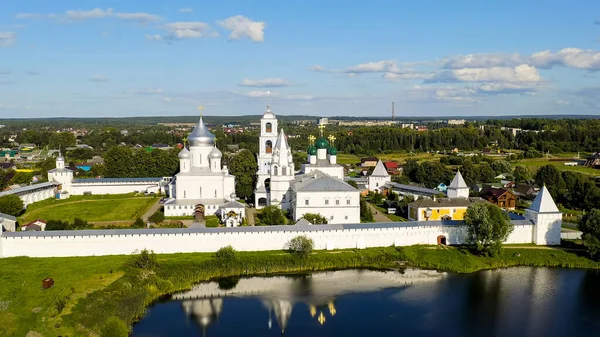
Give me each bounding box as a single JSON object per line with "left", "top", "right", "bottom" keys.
{"left": 0, "top": 222, "right": 538, "bottom": 258}
{"left": 70, "top": 182, "right": 160, "bottom": 195}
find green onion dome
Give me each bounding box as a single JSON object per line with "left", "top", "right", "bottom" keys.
{"left": 328, "top": 147, "right": 338, "bottom": 155}
{"left": 315, "top": 137, "right": 329, "bottom": 149}
{"left": 307, "top": 145, "right": 317, "bottom": 155}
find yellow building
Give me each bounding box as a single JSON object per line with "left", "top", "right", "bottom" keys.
{"left": 408, "top": 197, "right": 488, "bottom": 221}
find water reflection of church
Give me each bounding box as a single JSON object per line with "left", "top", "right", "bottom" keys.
{"left": 175, "top": 269, "right": 447, "bottom": 334}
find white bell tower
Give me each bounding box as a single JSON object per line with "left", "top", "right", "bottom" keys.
{"left": 256, "top": 92, "right": 278, "bottom": 191}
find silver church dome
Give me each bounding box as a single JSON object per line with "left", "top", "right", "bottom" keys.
{"left": 178, "top": 147, "right": 191, "bottom": 159}
{"left": 208, "top": 146, "right": 222, "bottom": 159}
{"left": 188, "top": 116, "right": 215, "bottom": 147}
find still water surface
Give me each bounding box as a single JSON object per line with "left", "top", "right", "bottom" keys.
{"left": 131, "top": 268, "right": 600, "bottom": 337}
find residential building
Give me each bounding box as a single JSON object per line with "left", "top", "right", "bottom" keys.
{"left": 360, "top": 157, "right": 378, "bottom": 167}
{"left": 480, "top": 187, "right": 517, "bottom": 210}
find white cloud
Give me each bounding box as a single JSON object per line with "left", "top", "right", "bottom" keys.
{"left": 442, "top": 53, "right": 526, "bottom": 69}
{"left": 113, "top": 12, "right": 162, "bottom": 24}
{"left": 345, "top": 60, "right": 399, "bottom": 74}
{"left": 152, "top": 22, "right": 218, "bottom": 40}
{"left": 60, "top": 8, "right": 162, "bottom": 23}
{"left": 429, "top": 64, "right": 542, "bottom": 84}
{"left": 239, "top": 78, "right": 291, "bottom": 87}
{"left": 25, "top": 71, "right": 39, "bottom": 76}
{"left": 15, "top": 13, "right": 43, "bottom": 19}
{"left": 65, "top": 8, "right": 112, "bottom": 20}
{"left": 179, "top": 8, "right": 194, "bottom": 13}
{"left": 309, "top": 65, "right": 325, "bottom": 72}
{"left": 382, "top": 72, "right": 435, "bottom": 80}
{"left": 0, "top": 31, "right": 16, "bottom": 47}
{"left": 90, "top": 75, "right": 110, "bottom": 82}
{"left": 132, "top": 88, "right": 164, "bottom": 95}
{"left": 243, "top": 90, "right": 272, "bottom": 98}
{"left": 218, "top": 15, "right": 266, "bottom": 42}
{"left": 530, "top": 48, "right": 600, "bottom": 70}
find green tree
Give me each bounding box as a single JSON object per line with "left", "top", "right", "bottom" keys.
{"left": 100, "top": 317, "right": 130, "bottom": 337}
{"left": 256, "top": 205, "right": 286, "bottom": 226}
{"left": 416, "top": 161, "right": 452, "bottom": 188}
{"left": 513, "top": 165, "right": 532, "bottom": 184}
{"left": 0, "top": 195, "right": 24, "bottom": 216}
{"left": 460, "top": 159, "right": 478, "bottom": 184}
{"left": 302, "top": 213, "right": 328, "bottom": 224}
{"left": 288, "top": 235, "right": 314, "bottom": 259}
{"left": 387, "top": 191, "right": 398, "bottom": 201}
{"left": 9, "top": 171, "right": 33, "bottom": 185}
{"left": 148, "top": 210, "right": 165, "bottom": 224}
{"left": 48, "top": 132, "right": 76, "bottom": 150}
{"left": 465, "top": 203, "right": 514, "bottom": 256}
{"left": 360, "top": 199, "right": 374, "bottom": 222}
{"left": 45, "top": 220, "right": 71, "bottom": 230}
{"left": 403, "top": 159, "right": 420, "bottom": 182}
{"left": 103, "top": 146, "right": 135, "bottom": 178}
{"left": 371, "top": 191, "right": 383, "bottom": 204}
{"left": 477, "top": 162, "right": 497, "bottom": 183}
{"left": 535, "top": 165, "right": 566, "bottom": 200}
{"left": 0, "top": 169, "right": 11, "bottom": 190}
{"left": 579, "top": 209, "right": 600, "bottom": 260}
{"left": 228, "top": 149, "right": 257, "bottom": 200}
{"left": 491, "top": 160, "right": 511, "bottom": 175}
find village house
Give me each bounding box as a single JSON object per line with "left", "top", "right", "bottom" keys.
{"left": 480, "top": 187, "right": 517, "bottom": 210}
{"left": 383, "top": 161, "right": 399, "bottom": 174}
{"left": 360, "top": 157, "right": 378, "bottom": 167}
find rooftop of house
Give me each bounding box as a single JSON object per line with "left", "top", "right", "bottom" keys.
{"left": 409, "top": 197, "right": 488, "bottom": 209}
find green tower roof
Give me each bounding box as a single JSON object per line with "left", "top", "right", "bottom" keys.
{"left": 328, "top": 147, "right": 338, "bottom": 155}
{"left": 307, "top": 145, "right": 317, "bottom": 155}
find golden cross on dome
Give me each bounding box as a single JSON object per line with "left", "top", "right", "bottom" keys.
{"left": 182, "top": 136, "right": 187, "bottom": 147}
{"left": 198, "top": 105, "right": 204, "bottom": 117}
{"left": 327, "top": 134, "right": 336, "bottom": 145}
{"left": 308, "top": 135, "right": 316, "bottom": 145}
{"left": 318, "top": 311, "right": 326, "bottom": 325}
{"left": 318, "top": 124, "right": 326, "bottom": 137}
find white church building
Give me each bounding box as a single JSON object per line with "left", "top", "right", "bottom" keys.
{"left": 163, "top": 115, "right": 245, "bottom": 226}
{"left": 254, "top": 105, "right": 360, "bottom": 224}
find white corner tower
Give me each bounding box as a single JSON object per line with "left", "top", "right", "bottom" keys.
{"left": 447, "top": 170, "right": 469, "bottom": 199}
{"left": 368, "top": 160, "right": 391, "bottom": 192}
{"left": 526, "top": 185, "right": 562, "bottom": 245}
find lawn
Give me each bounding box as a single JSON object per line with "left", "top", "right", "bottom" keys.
{"left": 19, "top": 194, "right": 156, "bottom": 223}
{"left": 337, "top": 152, "right": 443, "bottom": 166}
{"left": 515, "top": 158, "right": 600, "bottom": 176}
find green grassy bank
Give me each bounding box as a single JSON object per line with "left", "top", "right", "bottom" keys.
{"left": 1, "top": 244, "right": 599, "bottom": 336}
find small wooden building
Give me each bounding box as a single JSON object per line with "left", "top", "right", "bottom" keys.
{"left": 480, "top": 187, "right": 516, "bottom": 210}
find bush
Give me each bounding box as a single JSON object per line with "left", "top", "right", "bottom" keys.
{"left": 100, "top": 317, "right": 130, "bottom": 337}
{"left": 215, "top": 246, "right": 237, "bottom": 261}
{"left": 128, "top": 249, "right": 158, "bottom": 270}
{"left": 302, "top": 213, "right": 328, "bottom": 225}
{"left": 288, "top": 235, "right": 314, "bottom": 259}
{"left": 148, "top": 210, "right": 165, "bottom": 224}
{"left": 132, "top": 218, "right": 145, "bottom": 228}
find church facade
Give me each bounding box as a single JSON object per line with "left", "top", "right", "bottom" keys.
{"left": 164, "top": 116, "right": 239, "bottom": 221}
{"left": 254, "top": 105, "right": 360, "bottom": 224}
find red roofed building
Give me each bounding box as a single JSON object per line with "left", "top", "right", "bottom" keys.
{"left": 384, "top": 161, "right": 399, "bottom": 174}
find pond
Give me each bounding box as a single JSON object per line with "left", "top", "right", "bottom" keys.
{"left": 131, "top": 268, "right": 600, "bottom": 337}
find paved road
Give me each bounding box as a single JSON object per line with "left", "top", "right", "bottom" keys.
{"left": 142, "top": 199, "right": 162, "bottom": 221}
{"left": 367, "top": 203, "right": 392, "bottom": 222}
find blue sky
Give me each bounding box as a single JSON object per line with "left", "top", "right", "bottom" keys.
{"left": 0, "top": 0, "right": 599, "bottom": 118}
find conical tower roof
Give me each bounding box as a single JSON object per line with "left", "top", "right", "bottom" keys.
{"left": 371, "top": 160, "right": 389, "bottom": 177}
{"left": 449, "top": 170, "right": 467, "bottom": 189}
{"left": 529, "top": 185, "right": 559, "bottom": 213}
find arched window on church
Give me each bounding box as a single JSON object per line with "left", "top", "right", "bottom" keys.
{"left": 282, "top": 166, "right": 287, "bottom": 176}
{"left": 266, "top": 140, "right": 272, "bottom": 154}
{"left": 273, "top": 166, "right": 279, "bottom": 176}
{"left": 266, "top": 122, "right": 272, "bottom": 133}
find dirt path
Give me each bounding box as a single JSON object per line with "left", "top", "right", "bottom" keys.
{"left": 142, "top": 200, "right": 162, "bottom": 221}
{"left": 367, "top": 203, "right": 392, "bottom": 222}
{"left": 246, "top": 207, "right": 256, "bottom": 226}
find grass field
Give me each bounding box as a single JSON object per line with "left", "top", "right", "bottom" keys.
{"left": 19, "top": 194, "right": 156, "bottom": 223}
{"left": 337, "top": 152, "right": 444, "bottom": 165}
{"left": 1, "top": 244, "right": 599, "bottom": 336}
{"left": 514, "top": 158, "right": 600, "bottom": 176}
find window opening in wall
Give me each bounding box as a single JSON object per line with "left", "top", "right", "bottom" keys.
{"left": 325, "top": 199, "right": 329, "bottom": 205}
{"left": 347, "top": 199, "right": 351, "bottom": 205}
{"left": 336, "top": 200, "right": 340, "bottom": 205}
{"left": 305, "top": 200, "right": 309, "bottom": 206}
